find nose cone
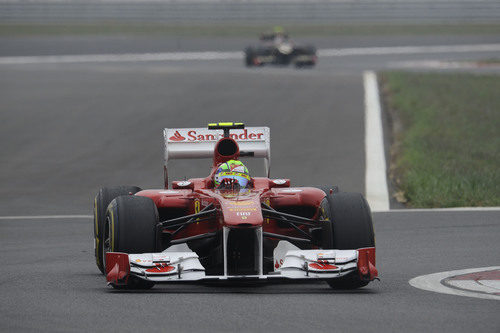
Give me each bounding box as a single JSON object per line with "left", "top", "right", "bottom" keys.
{"left": 219, "top": 195, "right": 263, "bottom": 227}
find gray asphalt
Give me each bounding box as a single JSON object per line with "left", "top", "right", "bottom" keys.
{"left": 0, "top": 34, "right": 499, "bottom": 332}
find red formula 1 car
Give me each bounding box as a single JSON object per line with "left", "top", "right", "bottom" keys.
{"left": 93, "top": 123, "right": 377, "bottom": 289}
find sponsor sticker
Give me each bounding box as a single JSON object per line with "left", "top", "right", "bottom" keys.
{"left": 176, "top": 181, "right": 191, "bottom": 187}
{"left": 309, "top": 261, "right": 338, "bottom": 270}
{"left": 134, "top": 258, "right": 152, "bottom": 263}
{"left": 336, "top": 257, "right": 349, "bottom": 261}
{"left": 263, "top": 198, "right": 271, "bottom": 224}
{"left": 167, "top": 128, "right": 265, "bottom": 142}
{"left": 317, "top": 251, "right": 336, "bottom": 260}
{"left": 228, "top": 201, "right": 253, "bottom": 205}
{"left": 232, "top": 166, "right": 245, "bottom": 173}
{"left": 281, "top": 189, "right": 302, "bottom": 193}
{"left": 236, "top": 212, "right": 251, "bottom": 216}
{"left": 146, "top": 265, "right": 175, "bottom": 273}
{"left": 169, "top": 131, "right": 186, "bottom": 142}
{"left": 152, "top": 254, "right": 170, "bottom": 263}
{"left": 159, "top": 190, "right": 179, "bottom": 194}
{"left": 228, "top": 207, "right": 257, "bottom": 212}
{"left": 273, "top": 179, "right": 287, "bottom": 185}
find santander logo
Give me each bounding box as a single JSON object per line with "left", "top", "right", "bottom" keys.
{"left": 169, "top": 131, "right": 186, "bottom": 142}
{"left": 168, "top": 129, "right": 265, "bottom": 142}
{"left": 231, "top": 165, "right": 245, "bottom": 172}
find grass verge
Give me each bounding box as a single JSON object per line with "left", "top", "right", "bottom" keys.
{"left": 2, "top": 22, "right": 500, "bottom": 37}
{"left": 380, "top": 72, "right": 500, "bottom": 208}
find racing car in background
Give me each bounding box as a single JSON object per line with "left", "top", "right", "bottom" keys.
{"left": 244, "top": 29, "right": 317, "bottom": 68}
{"left": 93, "top": 122, "right": 377, "bottom": 289}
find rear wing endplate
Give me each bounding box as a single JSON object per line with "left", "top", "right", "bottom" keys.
{"left": 163, "top": 127, "right": 270, "bottom": 187}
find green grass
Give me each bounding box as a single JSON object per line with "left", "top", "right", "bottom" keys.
{"left": 2, "top": 22, "right": 500, "bottom": 37}
{"left": 380, "top": 72, "right": 500, "bottom": 208}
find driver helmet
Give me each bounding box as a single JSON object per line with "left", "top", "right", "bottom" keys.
{"left": 273, "top": 26, "right": 285, "bottom": 35}
{"left": 214, "top": 160, "right": 251, "bottom": 189}
{"left": 273, "top": 26, "right": 287, "bottom": 39}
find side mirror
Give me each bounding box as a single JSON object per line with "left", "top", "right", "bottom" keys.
{"left": 268, "top": 179, "right": 291, "bottom": 188}
{"left": 172, "top": 181, "right": 194, "bottom": 190}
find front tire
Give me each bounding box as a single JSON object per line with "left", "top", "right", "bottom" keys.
{"left": 320, "top": 191, "right": 375, "bottom": 289}
{"left": 329, "top": 192, "right": 374, "bottom": 250}
{"left": 294, "top": 46, "right": 316, "bottom": 68}
{"left": 94, "top": 186, "right": 142, "bottom": 274}
{"left": 103, "top": 195, "right": 158, "bottom": 289}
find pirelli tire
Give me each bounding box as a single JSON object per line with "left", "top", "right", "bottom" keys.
{"left": 104, "top": 195, "right": 159, "bottom": 289}
{"left": 93, "top": 186, "right": 142, "bottom": 274}
{"left": 294, "top": 46, "right": 316, "bottom": 68}
{"left": 245, "top": 47, "right": 255, "bottom": 67}
{"left": 320, "top": 191, "right": 375, "bottom": 289}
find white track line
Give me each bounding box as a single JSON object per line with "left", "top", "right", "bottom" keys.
{"left": 409, "top": 267, "right": 500, "bottom": 301}
{"left": 390, "top": 60, "right": 500, "bottom": 70}
{"left": 318, "top": 44, "right": 500, "bottom": 57}
{"left": 1, "top": 44, "right": 500, "bottom": 65}
{"left": 364, "top": 71, "right": 390, "bottom": 212}
{"left": 0, "top": 51, "right": 243, "bottom": 65}
{"left": 0, "top": 215, "right": 92, "bottom": 220}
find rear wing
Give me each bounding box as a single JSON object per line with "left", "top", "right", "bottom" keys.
{"left": 163, "top": 126, "right": 271, "bottom": 187}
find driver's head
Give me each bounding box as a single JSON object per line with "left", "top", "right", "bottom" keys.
{"left": 273, "top": 26, "right": 284, "bottom": 34}
{"left": 214, "top": 160, "right": 251, "bottom": 189}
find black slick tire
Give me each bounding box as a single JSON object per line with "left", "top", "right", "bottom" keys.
{"left": 245, "top": 47, "right": 255, "bottom": 67}
{"left": 104, "top": 195, "right": 159, "bottom": 289}
{"left": 329, "top": 192, "right": 374, "bottom": 250}
{"left": 320, "top": 191, "right": 375, "bottom": 289}
{"left": 93, "top": 186, "right": 142, "bottom": 274}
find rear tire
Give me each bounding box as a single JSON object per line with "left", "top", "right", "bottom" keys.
{"left": 103, "top": 195, "right": 158, "bottom": 289}
{"left": 94, "top": 186, "right": 142, "bottom": 274}
{"left": 318, "top": 185, "right": 339, "bottom": 196}
{"left": 245, "top": 47, "right": 255, "bottom": 67}
{"left": 320, "top": 191, "right": 375, "bottom": 289}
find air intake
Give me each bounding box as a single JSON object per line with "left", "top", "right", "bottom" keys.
{"left": 216, "top": 138, "right": 238, "bottom": 157}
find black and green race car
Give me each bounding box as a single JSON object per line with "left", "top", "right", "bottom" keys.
{"left": 244, "top": 32, "right": 317, "bottom": 68}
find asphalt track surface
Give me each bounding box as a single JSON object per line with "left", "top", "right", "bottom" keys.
{"left": 1, "top": 34, "right": 499, "bottom": 332}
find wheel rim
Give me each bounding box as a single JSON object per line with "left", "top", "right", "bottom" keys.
{"left": 102, "top": 216, "right": 112, "bottom": 271}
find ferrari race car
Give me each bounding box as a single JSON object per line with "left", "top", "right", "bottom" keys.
{"left": 244, "top": 32, "right": 317, "bottom": 68}
{"left": 93, "top": 122, "right": 377, "bottom": 289}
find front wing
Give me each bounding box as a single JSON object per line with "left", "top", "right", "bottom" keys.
{"left": 253, "top": 53, "right": 316, "bottom": 65}
{"left": 106, "top": 247, "right": 378, "bottom": 286}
